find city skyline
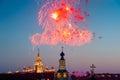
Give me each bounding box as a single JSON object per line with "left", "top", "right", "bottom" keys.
{"left": 0, "top": 0, "right": 120, "bottom": 73}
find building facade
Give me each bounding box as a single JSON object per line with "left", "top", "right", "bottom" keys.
{"left": 34, "top": 48, "right": 44, "bottom": 73}
{"left": 22, "top": 48, "right": 55, "bottom": 73}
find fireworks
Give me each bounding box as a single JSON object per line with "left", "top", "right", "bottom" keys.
{"left": 31, "top": 0, "right": 92, "bottom": 46}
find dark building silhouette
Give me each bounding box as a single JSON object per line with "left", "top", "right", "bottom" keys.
{"left": 0, "top": 72, "right": 54, "bottom": 80}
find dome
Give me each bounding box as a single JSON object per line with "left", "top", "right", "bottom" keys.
{"left": 60, "top": 51, "right": 65, "bottom": 60}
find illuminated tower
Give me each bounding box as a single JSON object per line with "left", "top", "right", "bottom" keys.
{"left": 34, "top": 48, "right": 44, "bottom": 73}
{"left": 54, "top": 47, "right": 71, "bottom": 80}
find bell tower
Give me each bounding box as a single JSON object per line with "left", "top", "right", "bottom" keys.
{"left": 54, "top": 47, "right": 71, "bottom": 80}
{"left": 59, "top": 46, "right": 66, "bottom": 70}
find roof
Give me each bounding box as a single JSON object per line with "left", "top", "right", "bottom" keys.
{"left": 57, "top": 69, "right": 68, "bottom": 73}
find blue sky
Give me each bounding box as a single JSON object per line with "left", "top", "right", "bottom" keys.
{"left": 0, "top": 0, "right": 120, "bottom": 73}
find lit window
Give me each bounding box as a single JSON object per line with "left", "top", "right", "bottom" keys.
{"left": 63, "top": 73, "right": 67, "bottom": 78}
{"left": 57, "top": 73, "right": 61, "bottom": 78}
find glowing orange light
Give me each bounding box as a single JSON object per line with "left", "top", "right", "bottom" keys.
{"left": 51, "top": 6, "right": 69, "bottom": 21}
{"left": 65, "top": 6, "right": 70, "bottom": 11}
{"left": 51, "top": 12, "right": 59, "bottom": 20}
{"left": 62, "top": 28, "right": 71, "bottom": 42}
{"left": 63, "top": 30, "right": 70, "bottom": 37}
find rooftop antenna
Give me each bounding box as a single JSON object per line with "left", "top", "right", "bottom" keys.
{"left": 38, "top": 48, "right": 40, "bottom": 56}
{"left": 61, "top": 46, "right": 64, "bottom": 52}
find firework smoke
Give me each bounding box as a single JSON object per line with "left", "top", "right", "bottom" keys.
{"left": 31, "top": 0, "right": 92, "bottom": 46}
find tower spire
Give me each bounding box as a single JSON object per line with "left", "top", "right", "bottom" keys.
{"left": 38, "top": 48, "right": 40, "bottom": 56}
{"left": 60, "top": 46, "right": 65, "bottom": 60}
{"left": 62, "top": 46, "right": 64, "bottom": 52}
{"left": 34, "top": 48, "right": 44, "bottom": 73}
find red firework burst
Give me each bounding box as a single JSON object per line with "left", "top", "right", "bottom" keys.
{"left": 31, "top": 0, "right": 92, "bottom": 46}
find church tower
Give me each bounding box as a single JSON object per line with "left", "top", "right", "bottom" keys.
{"left": 34, "top": 48, "right": 44, "bottom": 73}
{"left": 59, "top": 47, "right": 66, "bottom": 71}
{"left": 54, "top": 47, "right": 71, "bottom": 80}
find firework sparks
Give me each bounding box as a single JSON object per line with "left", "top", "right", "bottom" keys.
{"left": 31, "top": 0, "right": 92, "bottom": 46}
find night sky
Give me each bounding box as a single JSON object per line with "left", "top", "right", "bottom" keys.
{"left": 0, "top": 0, "right": 120, "bottom": 73}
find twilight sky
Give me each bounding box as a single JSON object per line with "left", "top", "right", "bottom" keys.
{"left": 0, "top": 0, "right": 120, "bottom": 73}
